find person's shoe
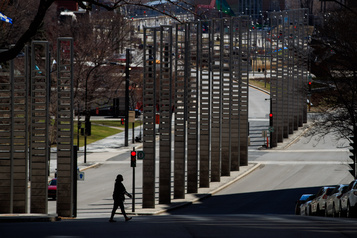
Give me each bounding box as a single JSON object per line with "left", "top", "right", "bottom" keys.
{"left": 125, "top": 217, "right": 132, "bottom": 222}
{"left": 109, "top": 219, "right": 116, "bottom": 222}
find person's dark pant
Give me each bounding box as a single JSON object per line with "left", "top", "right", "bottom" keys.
{"left": 110, "top": 199, "right": 127, "bottom": 219}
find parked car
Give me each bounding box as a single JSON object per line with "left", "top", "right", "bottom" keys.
{"left": 325, "top": 184, "right": 349, "bottom": 217}
{"left": 310, "top": 186, "right": 337, "bottom": 216}
{"left": 295, "top": 194, "right": 315, "bottom": 215}
{"left": 340, "top": 179, "right": 357, "bottom": 218}
{"left": 48, "top": 178, "right": 57, "bottom": 200}
{"left": 300, "top": 195, "right": 316, "bottom": 216}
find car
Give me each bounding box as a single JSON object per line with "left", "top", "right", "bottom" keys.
{"left": 310, "top": 186, "right": 337, "bottom": 216}
{"left": 295, "top": 194, "right": 315, "bottom": 215}
{"left": 300, "top": 196, "right": 315, "bottom": 216}
{"left": 48, "top": 178, "right": 57, "bottom": 200}
{"left": 325, "top": 184, "right": 349, "bottom": 217}
{"left": 340, "top": 179, "right": 357, "bottom": 218}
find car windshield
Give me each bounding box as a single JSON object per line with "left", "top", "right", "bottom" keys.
{"left": 300, "top": 195, "right": 311, "bottom": 201}
{"left": 49, "top": 179, "right": 57, "bottom": 186}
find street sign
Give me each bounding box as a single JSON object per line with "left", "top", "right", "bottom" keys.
{"left": 129, "top": 111, "right": 135, "bottom": 123}
{"left": 77, "top": 171, "right": 85, "bottom": 181}
{"left": 137, "top": 150, "right": 145, "bottom": 159}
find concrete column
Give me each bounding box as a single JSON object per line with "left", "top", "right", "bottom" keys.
{"left": 30, "top": 41, "right": 50, "bottom": 214}
{"left": 56, "top": 38, "right": 74, "bottom": 217}
{"left": 143, "top": 27, "right": 157, "bottom": 208}
{"left": 221, "top": 19, "right": 232, "bottom": 176}
{"left": 199, "top": 21, "right": 212, "bottom": 187}
{"left": 12, "top": 46, "right": 29, "bottom": 213}
{"left": 239, "top": 16, "right": 249, "bottom": 166}
{"left": 211, "top": 19, "right": 223, "bottom": 182}
{"left": 159, "top": 26, "right": 172, "bottom": 204}
{"left": 174, "top": 23, "right": 187, "bottom": 199}
{"left": 187, "top": 22, "right": 199, "bottom": 193}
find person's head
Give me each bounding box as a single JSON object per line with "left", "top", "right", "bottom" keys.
{"left": 116, "top": 174, "right": 123, "bottom": 182}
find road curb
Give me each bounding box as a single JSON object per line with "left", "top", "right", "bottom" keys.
{"left": 210, "top": 163, "right": 262, "bottom": 195}
{"left": 0, "top": 214, "right": 59, "bottom": 223}
{"left": 130, "top": 163, "right": 262, "bottom": 216}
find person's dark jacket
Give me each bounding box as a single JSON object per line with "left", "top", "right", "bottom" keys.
{"left": 113, "top": 181, "right": 129, "bottom": 201}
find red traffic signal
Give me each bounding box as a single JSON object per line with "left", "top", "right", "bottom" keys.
{"left": 131, "top": 151, "right": 136, "bottom": 167}
{"left": 269, "top": 113, "right": 273, "bottom": 118}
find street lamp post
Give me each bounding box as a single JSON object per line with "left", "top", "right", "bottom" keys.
{"left": 125, "top": 48, "right": 133, "bottom": 147}
{"left": 84, "top": 76, "right": 88, "bottom": 163}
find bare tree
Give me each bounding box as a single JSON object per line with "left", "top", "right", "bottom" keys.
{"left": 0, "top": 0, "right": 194, "bottom": 63}
{"left": 45, "top": 9, "right": 143, "bottom": 117}
{"left": 308, "top": 6, "right": 357, "bottom": 144}
{"left": 299, "top": 0, "right": 315, "bottom": 14}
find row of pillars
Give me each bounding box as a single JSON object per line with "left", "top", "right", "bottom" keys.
{"left": 0, "top": 38, "right": 75, "bottom": 217}
{"left": 142, "top": 16, "right": 251, "bottom": 208}
{"left": 269, "top": 9, "right": 309, "bottom": 147}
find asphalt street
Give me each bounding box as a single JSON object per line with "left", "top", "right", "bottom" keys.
{"left": 2, "top": 85, "right": 357, "bottom": 237}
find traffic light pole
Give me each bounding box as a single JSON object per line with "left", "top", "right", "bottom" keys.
{"left": 131, "top": 147, "right": 136, "bottom": 212}
{"left": 125, "top": 49, "right": 130, "bottom": 147}
{"left": 132, "top": 159, "right": 135, "bottom": 212}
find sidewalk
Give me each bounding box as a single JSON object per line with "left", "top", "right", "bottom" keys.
{"left": 0, "top": 159, "right": 260, "bottom": 222}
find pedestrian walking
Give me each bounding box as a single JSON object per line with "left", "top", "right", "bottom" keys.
{"left": 109, "top": 174, "right": 132, "bottom": 222}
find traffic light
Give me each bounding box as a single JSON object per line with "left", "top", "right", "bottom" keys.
{"left": 121, "top": 118, "right": 125, "bottom": 125}
{"left": 269, "top": 113, "right": 273, "bottom": 127}
{"left": 85, "top": 121, "right": 91, "bottom": 136}
{"left": 131, "top": 150, "right": 136, "bottom": 167}
{"left": 308, "top": 81, "right": 312, "bottom": 92}
{"left": 349, "top": 136, "right": 356, "bottom": 178}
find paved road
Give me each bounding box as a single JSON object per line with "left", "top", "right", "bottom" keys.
{"left": 6, "top": 86, "right": 357, "bottom": 237}
{"left": 2, "top": 214, "right": 357, "bottom": 238}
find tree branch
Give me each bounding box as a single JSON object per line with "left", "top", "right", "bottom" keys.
{"left": 0, "top": 0, "right": 55, "bottom": 63}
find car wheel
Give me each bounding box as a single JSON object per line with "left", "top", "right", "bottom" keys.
{"left": 347, "top": 202, "right": 356, "bottom": 218}
{"left": 325, "top": 204, "right": 329, "bottom": 217}
{"left": 347, "top": 202, "right": 353, "bottom": 218}
{"left": 337, "top": 202, "right": 342, "bottom": 217}
{"left": 317, "top": 206, "right": 321, "bottom": 216}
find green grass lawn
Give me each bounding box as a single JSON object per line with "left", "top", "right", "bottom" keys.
{"left": 249, "top": 79, "right": 270, "bottom": 91}
{"left": 73, "top": 120, "right": 143, "bottom": 147}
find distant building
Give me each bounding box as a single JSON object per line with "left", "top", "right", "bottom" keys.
{"left": 195, "top": 0, "right": 285, "bottom": 18}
